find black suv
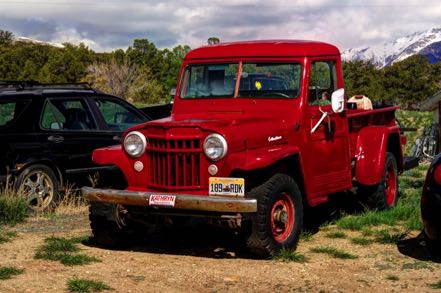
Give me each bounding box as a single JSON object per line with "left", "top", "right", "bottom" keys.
{"left": 0, "top": 82, "right": 151, "bottom": 211}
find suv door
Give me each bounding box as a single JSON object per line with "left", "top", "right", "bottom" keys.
{"left": 38, "top": 95, "right": 149, "bottom": 185}
{"left": 0, "top": 98, "right": 36, "bottom": 182}
{"left": 38, "top": 97, "right": 107, "bottom": 176}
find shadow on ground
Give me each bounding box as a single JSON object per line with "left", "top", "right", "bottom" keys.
{"left": 397, "top": 232, "right": 441, "bottom": 263}
{"left": 84, "top": 191, "right": 366, "bottom": 259}
{"left": 86, "top": 220, "right": 255, "bottom": 259}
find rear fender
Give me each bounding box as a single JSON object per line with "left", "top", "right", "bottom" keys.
{"left": 355, "top": 127, "right": 391, "bottom": 185}
{"left": 13, "top": 158, "right": 64, "bottom": 189}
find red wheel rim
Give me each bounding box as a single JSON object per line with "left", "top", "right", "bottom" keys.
{"left": 385, "top": 164, "right": 397, "bottom": 207}
{"left": 270, "top": 192, "right": 295, "bottom": 243}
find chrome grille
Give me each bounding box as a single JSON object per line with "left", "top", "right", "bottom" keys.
{"left": 146, "top": 137, "right": 201, "bottom": 190}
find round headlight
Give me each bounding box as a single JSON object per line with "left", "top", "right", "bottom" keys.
{"left": 204, "top": 134, "right": 228, "bottom": 161}
{"left": 124, "top": 131, "right": 147, "bottom": 158}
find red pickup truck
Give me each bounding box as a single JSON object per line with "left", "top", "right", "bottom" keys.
{"left": 82, "top": 40, "right": 412, "bottom": 257}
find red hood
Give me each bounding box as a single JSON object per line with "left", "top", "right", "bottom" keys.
{"left": 127, "top": 112, "right": 290, "bottom": 151}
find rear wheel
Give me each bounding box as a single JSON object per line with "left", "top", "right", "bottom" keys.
{"left": 245, "top": 174, "right": 303, "bottom": 258}
{"left": 359, "top": 152, "right": 398, "bottom": 210}
{"left": 15, "top": 164, "right": 60, "bottom": 212}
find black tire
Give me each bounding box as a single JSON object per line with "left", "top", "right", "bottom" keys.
{"left": 245, "top": 173, "right": 303, "bottom": 258}
{"left": 359, "top": 152, "right": 398, "bottom": 210}
{"left": 15, "top": 164, "right": 60, "bottom": 212}
{"left": 89, "top": 202, "right": 139, "bottom": 248}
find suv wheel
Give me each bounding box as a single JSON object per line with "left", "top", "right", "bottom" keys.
{"left": 359, "top": 152, "right": 398, "bottom": 210}
{"left": 245, "top": 173, "right": 303, "bottom": 258}
{"left": 15, "top": 164, "right": 60, "bottom": 212}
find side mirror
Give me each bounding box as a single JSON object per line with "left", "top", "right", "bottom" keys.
{"left": 331, "top": 88, "right": 345, "bottom": 113}
{"left": 169, "top": 87, "right": 176, "bottom": 104}
{"left": 170, "top": 87, "right": 176, "bottom": 97}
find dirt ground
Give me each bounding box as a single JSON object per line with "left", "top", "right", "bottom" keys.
{"left": 0, "top": 207, "right": 440, "bottom": 293}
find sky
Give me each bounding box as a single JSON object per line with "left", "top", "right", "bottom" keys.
{"left": 0, "top": 0, "right": 440, "bottom": 52}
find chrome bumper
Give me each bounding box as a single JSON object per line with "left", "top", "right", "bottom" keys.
{"left": 81, "top": 186, "right": 257, "bottom": 213}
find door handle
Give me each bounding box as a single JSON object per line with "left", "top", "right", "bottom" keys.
{"left": 47, "top": 135, "right": 64, "bottom": 143}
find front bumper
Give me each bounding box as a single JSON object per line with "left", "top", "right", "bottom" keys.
{"left": 81, "top": 186, "right": 257, "bottom": 213}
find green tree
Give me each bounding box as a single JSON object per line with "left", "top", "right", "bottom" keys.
{"left": 160, "top": 44, "right": 191, "bottom": 91}
{"left": 382, "top": 55, "right": 438, "bottom": 108}
{"left": 0, "top": 30, "right": 14, "bottom": 45}
{"left": 19, "top": 60, "right": 38, "bottom": 80}
{"left": 342, "top": 60, "right": 383, "bottom": 101}
{"left": 207, "top": 37, "right": 220, "bottom": 45}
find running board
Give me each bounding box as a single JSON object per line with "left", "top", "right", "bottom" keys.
{"left": 403, "top": 156, "right": 419, "bottom": 171}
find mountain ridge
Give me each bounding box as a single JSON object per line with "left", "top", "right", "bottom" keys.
{"left": 342, "top": 28, "right": 441, "bottom": 68}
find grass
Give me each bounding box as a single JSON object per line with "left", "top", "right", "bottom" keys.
{"left": 300, "top": 230, "right": 313, "bottom": 242}
{"left": 35, "top": 236, "right": 99, "bottom": 266}
{"left": 67, "top": 278, "right": 111, "bottom": 292}
{"left": 401, "top": 261, "right": 434, "bottom": 271}
{"left": 325, "top": 231, "right": 346, "bottom": 239}
{"left": 310, "top": 246, "right": 358, "bottom": 259}
{"left": 274, "top": 249, "right": 308, "bottom": 263}
{"left": 0, "top": 230, "right": 17, "bottom": 244}
{"left": 373, "top": 229, "right": 407, "bottom": 244}
{"left": 0, "top": 187, "right": 28, "bottom": 226}
{"left": 55, "top": 185, "right": 87, "bottom": 215}
{"left": 335, "top": 176, "right": 424, "bottom": 232}
{"left": 0, "top": 266, "right": 24, "bottom": 280}
{"left": 350, "top": 237, "right": 374, "bottom": 246}
{"left": 428, "top": 280, "right": 441, "bottom": 289}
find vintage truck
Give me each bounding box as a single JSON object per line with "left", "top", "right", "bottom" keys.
{"left": 82, "top": 40, "right": 413, "bottom": 257}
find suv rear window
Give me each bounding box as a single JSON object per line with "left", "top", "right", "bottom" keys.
{"left": 0, "top": 100, "right": 30, "bottom": 127}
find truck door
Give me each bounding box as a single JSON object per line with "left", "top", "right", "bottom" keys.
{"left": 305, "top": 60, "right": 352, "bottom": 201}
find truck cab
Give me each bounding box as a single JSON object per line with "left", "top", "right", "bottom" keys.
{"left": 83, "top": 40, "right": 406, "bottom": 257}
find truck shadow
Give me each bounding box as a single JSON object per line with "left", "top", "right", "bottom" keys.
{"left": 303, "top": 190, "right": 365, "bottom": 233}
{"left": 85, "top": 191, "right": 366, "bottom": 259}
{"left": 88, "top": 221, "right": 254, "bottom": 259}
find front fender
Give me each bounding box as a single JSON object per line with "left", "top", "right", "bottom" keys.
{"left": 232, "top": 145, "right": 301, "bottom": 171}
{"left": 355, "top": 127, "right": 390, "bottom": 185}
{"left": 92, "top": 145, "right": 147, "bottom": 187}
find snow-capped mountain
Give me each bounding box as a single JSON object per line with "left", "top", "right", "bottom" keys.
{"left": 342, "top": 28, "right": 441, "bottom": 68}
{"left": 14, "top": 36, "right": 64, "bottom": 48}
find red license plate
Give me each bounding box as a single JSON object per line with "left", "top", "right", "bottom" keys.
{"left": 148, "top": 195, "right": 176, "bottom": 207}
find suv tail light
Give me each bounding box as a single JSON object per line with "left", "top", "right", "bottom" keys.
{"left": 433, "top": 165, "right": 441, "bottom": 186}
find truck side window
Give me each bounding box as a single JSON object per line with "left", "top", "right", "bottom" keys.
{"left": 309, "top": 61, "right": 337, "bottom": 106}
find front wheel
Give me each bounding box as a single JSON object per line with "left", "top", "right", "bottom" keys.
{"left": 359, "top": 152, "right": 398, "bottom": 210}
{"left": 245, "top": 174, "right": 303, "bottom": 258}
{"left": 89, "top": 202, "right": 141, "bottom": 248}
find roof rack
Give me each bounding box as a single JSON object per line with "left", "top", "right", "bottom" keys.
{"left": 0, "top": 80, "right": 95, "bottom": 92}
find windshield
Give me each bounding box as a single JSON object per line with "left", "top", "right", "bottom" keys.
{"left": 180, "top": 62, "right": 301, "bottom": 99}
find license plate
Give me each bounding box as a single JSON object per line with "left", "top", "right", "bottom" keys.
{"left": 209, "top": 177, "right": 245, "bottom": 197}
{"left": 149, "top": 194, "right": 176, "bottom": 207}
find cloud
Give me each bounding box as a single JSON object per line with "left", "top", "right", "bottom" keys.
{"left": 0, "top": 0, "right": 440, "bottom": 51}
